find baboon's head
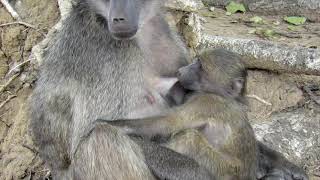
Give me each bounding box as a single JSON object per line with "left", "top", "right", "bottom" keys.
{"left": 177, "top": 49, "right": 247, "bottom": 100}
{"left": 86, "top": 0, "right": 161, "bottom": 40}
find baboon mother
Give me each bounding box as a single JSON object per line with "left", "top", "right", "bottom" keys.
{"left": 30, "top": 0, "right": 199, "bottom": 179}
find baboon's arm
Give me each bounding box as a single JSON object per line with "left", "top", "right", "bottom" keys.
{"left": 105, "top": 115, "right": 207, "bottom": 140}
{"left": 30, "top": 85, "right": 73, "bottom": 170}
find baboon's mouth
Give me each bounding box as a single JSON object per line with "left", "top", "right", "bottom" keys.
{"left": 110, "top": 29, "right": 138, "bottom": 40}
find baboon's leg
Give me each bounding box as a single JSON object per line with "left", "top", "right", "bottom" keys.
{"left": 80, "top": 120, "right": 215, "bottom": 180}
{"left": 72, "top": 122, "right": 156, "bottom": 180}
{"left": 164, "top": 129, "right": 242, "bottom": 180}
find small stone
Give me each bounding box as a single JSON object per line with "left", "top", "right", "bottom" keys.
{"left": 273, "top": 21, "right": 280, "bottom": 26}
{"left": 209, "top": 6, "right": 215, "bottom": 12}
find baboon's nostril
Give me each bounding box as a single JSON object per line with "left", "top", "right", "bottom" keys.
{"left": 113, "top": 18, "right": 126, "bottom": 23}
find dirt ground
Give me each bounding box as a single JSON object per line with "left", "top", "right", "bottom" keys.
{"left": 0, "top": 1, "right": 319, "bottom": 180}
{"left": 0, "top": 0, "right": 59, "bottom": 179}
{"left": 199, "top": 8, "right": 320, "bottom": 48}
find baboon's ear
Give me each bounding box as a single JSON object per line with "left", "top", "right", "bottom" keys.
{"left": 231, "top": 78, "right": 244, "bottom": 98}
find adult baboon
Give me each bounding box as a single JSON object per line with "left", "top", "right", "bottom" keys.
{"left": 29, "top": 0, "right": 211, "bottom": 179}
{"left": 30, "top": 0, "right": 309, "bottom": 178}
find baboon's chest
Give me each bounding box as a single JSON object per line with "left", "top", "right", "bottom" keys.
{"left": 75, "top": 62, "right": 168, "bottom": 121}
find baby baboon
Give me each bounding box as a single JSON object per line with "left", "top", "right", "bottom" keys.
{"left": 30, "top": 0, "right": 211, "bottom": 179}
{"left": 108, "top": 49, "right": 258, "bottom": 180}
{"left": 108, "top": 49, "right": 309, "bottom": 180}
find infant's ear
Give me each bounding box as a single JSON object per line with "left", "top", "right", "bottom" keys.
{"left": 231, "top": 78, "right": 245, "bottom": 98}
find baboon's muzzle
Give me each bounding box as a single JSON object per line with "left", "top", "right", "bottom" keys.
{"left": 108, "top": 0, "right": 139, "bottom": 39}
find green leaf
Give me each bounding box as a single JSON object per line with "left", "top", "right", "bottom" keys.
{"left": 284, "top": 16, "right": 306, "bottom": 25}
{"left": 250, "top": 16, "right": 263, "bottom": 24}
{"left": 226, "top": 1, "right": 246, "bottom": 14}
{"left": 263, "top": 29, "right": 275, "bottom": 37}
{"left": 254, "top": 28, "right": 277, "bottom": 38}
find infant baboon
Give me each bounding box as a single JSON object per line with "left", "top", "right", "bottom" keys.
{"left": 108, "top": 49, "right": 309, "bottom": 180}
{"left": 108, "top": 49, "right": 257, "bottom": 180}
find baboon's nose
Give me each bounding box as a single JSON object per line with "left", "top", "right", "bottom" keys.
{"left": 113, "top": 17, "right": 126, "bottom": 24}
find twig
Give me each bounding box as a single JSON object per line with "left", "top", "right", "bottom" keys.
{"left": 0, "top": 21, "right": 37, "bottom": 29}
{"left": 0, "top": 21, "right": 46, "bottom": 36}
{"left": 246, "top": 94, "right": 272, "bottom": 106}
{"left": 8, "top": 59, "right": 30, "bottom": 75}
{"left": 22, "top": 144, "right": 38, "bottom": 154}
{"left": 0, "top": 0, "right": 21, "bottom": 20}
{"left": 0, "top": 119, "right": 10, "bottom": 127}
{"left": 303, "top": 86, "right": 320, "bottom": 105}
{"left": 0, "top": 94, "right": 17, "bottom": 109}
{"left": 0, "top": 73, "right": 19, "bottom": 93}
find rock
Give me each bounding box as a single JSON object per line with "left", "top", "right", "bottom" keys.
{"left": 198, "top": 35, "right": 320, "bottom": 75}
{"left": 179, "top": 13, "right": 204, "bottom": 52}
{"left": 252, "top": 109, "right": 320, "bottom": 175}
{"left": 245, "top": 0, "right": 320, "bottom": 22}
{"left": 165, "top": 0, "right": 205, "bottom": 12}
{"left": 246, "top": 70, "right": 303, "bottom": 121}
{"left": 57, "top": 0, "right": 73, "bottom": 20}
{"left": 175, "top": 9, "right": 320, "bottom": 76}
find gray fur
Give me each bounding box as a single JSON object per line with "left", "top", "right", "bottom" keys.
{"left": 29, "top": 0, "right": 208, "bottom": 179}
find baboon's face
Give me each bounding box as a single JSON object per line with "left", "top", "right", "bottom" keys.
{"left": 87, "top": 0, "right": 161, "bottom": 40}
{"left": 177, "top": 57, "right": 246, "bottom": 99}
{"left": 177, "top": 58, "right": 222, "bottom": 93}
{"left": 177, "top": 59, "right": 203, "bottom": 91}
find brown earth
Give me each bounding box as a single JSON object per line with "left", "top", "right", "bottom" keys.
{"left": 0, "top": 0, "right": 59, "bottom": 179}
